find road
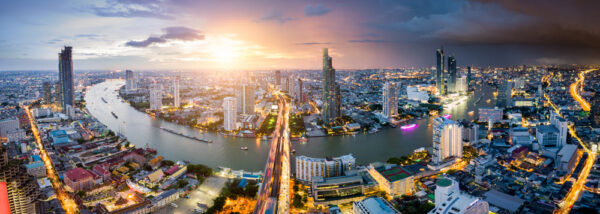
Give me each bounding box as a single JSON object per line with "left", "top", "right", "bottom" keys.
{"left": 25, "top": 106, "right": 79, "bottom": 214}
{"left": 254, "top": 91, "right": 291, "bottom": 214}
{"left": 569, "top": 69, "right": 596, "bottom": 111}
{"left": 543, "top": 73, "right": 597, "bottom": 214}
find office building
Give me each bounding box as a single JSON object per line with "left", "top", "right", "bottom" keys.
{"left": 432, "top": 117, "right": 463, "bottom": 164}
{"left": 460, "top": 120, "right": 479, "bottom": 144}
{"left": 0, "top": 118, "right": 20, "bottom": 138}
{"left": 406, "top": 86, "right": 430, "bottom": 103}
{"left": 557, "top": 144, "right": 579, "bottom": 172}
{"left": 58, "top": 46, "right": 74, "bottom": 112}
{"left": 436, "top": 47, "right": 445, "bottom": 95}
{"left": 42, "top": 82, "right": 52, "bottom": 104}
{"left": 125, "top": 70, "right": 136, "bottom": 91}
{"left": 295, "top": 154, "right": 355, "bottom": 183}
{"left": 456, "top": 76, "right": 467, "bottom": 94}
{"left": 311, "top": 175, "right": 364, "bottom": 204}
{"left": 274, "top": 70, "right": 281, "bottom": 86}
{"left": 237, "top": 84, "right": 255, "bottom": 115}
{"left": 497, "top": 80, "right": 512, "bottom": 107}
{"left": 294, "top": 78, "right": 304, "bottom": 104}
{"left": 321, "top": 48, "right": 341, "bottom": 124}
{"left": 478, "top": 107, "right": 503, "bottom": 123}
{"left": 223, "top": 97, "right": 237, "bottom": 131}
{"left": 367, "top": 163, "right": 414, "bottom": 197}
{"left": 511, "top": 127, "right": 533, "bottom": 145}
{"left": 428, "top": 177, "right": 489, "bottom": 214}
{"left": 353, "top": 197, "right": 400, "bottom": 214}
{"left": 536, "top": 125, "right": 559, "bottom": 148}
{"left": 64, "top": 167, "right": 94, "bottom": 192}
{"left": 467, "top": 66, "right": 472, "bottom": 90}
{"left": 513, "top": 78, "right": 525, "bottom": 89}
{"left": 447, "top": 55, "right": 457, "bottom": 93}
{"left": 550, "top": 113, "right": 568, "bottom": 147}
{"left": 591, "top": 94, "right": 600, "bottom": 128}
{"left": 173, "top": 75, "right": 180, "bottom": 108}
{"left": 382, "top": 82, "right": 398, "bottom": 118}
{"left": 149, "top": 82, "right": 162, "bottom": 110}
{"left": 0, "top": 146, "right": 40, "bottom": 214}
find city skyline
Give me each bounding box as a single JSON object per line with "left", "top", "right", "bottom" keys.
{"left": 3, "top": 0, "right": 600, "bottom": 71}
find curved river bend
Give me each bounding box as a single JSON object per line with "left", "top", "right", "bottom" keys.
{"left": 85, "top": 80, "right": 496, "bottom": 171}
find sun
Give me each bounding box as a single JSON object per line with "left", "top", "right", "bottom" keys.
{"left": 212, "top": 47, "right": 238, "bottom": 62}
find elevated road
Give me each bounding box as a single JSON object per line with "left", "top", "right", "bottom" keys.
{"left": 254, "top": 91, "right": 291, "bottom": 214}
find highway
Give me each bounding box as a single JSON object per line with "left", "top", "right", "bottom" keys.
{"left": 569, "top": 69, "right": 596, "bottom": 111}
{"left": 254, "top": 91, "right": 291, "bottom": 214}
{"left": 543, "top": 73, "right": 597, "bottom": 214}
{"left": 25, "top": 106, "right": 79, "bottom": 214}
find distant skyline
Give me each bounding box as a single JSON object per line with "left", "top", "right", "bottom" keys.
{"left": 2, "top": 0, "right": 600, "bottom": 70}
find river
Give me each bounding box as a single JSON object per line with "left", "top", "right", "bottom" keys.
{"left": 85, "top": 80, "right": 496, "bottom": 171}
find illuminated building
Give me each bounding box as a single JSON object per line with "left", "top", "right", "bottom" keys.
{"left": 223, "top": 97, "right": 237, "bottom": 131}
{"left": 274, "top": 70, "right": 281, "bottom": 86}
{"left": 467, "top": 66, "right": 471, "bottom": 90}
{"left": 436, "top": 47, "right": 445, "bottom": 95}
{"left": 43, "top": 82, "right": 52, "bottom": 104}
{"left": 447, "top": 55, "right": 457, "bottom": 93}
{"left": 590, "top": 93, "right": 600, "bottom": 128}
{"left": 149, "top": 81, "right": 162, "bottom": 110}
{"left": 550, "top": 112, "right": 568, "bottom": 147}
{"left": 367, "top": 163, "right": 414, "bottom": 197}
{"left": 125, "top": 70, "right": 136, "bottom": 92}
{"left": 64, "top": 167, "right": 94, "bottom": 192}
{"left": 536, "top": 125, "right": 559, "bottom": 148}
{"left": 237, "top": 84, "right": 255, "bottom": 115}
{"left": 428, "top": 177, "right": 488, "bottom": 214}
{"left": 478, "top": 107, "right": 503, "bottom": 123}
{"left": 496, "top": 80, "right": 512, "bottom": 107}
{"left": 173, "top": 74, "right": 180, "bottom": 108}
{"left": 0, "top": 146, "right": 39, "bottom": 214}
{"left": 456, "top": 76, "right": 467, "bottom": 94}
{"left": 432, "top": 117, "right": 463, "bottom": 164}
{"left": 58, "top": 46, "right": 74, "bottom": 112}
{"left": 382, "top": 82, "right": 398, "bottom": 118}
{"left": 353, "top": 197, "right": 400, "bottom": 214}
{"left": 295, "top": 154, "right": 355, "bottom": 183}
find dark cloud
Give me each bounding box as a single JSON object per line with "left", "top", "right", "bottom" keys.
{"left": 295, "top": 42, "right": 332, "bottom": 45}
{"left": 348, "top": 39, "right": 386, "bottom": 43}
{"left": 304, "top": 4, "right": 330, "bottom": 16}
{"left": 125, "top": 26, "right": 204, "bottom": 47}
{"left": 259, "top": 9, "right": 294, "bottom": 23}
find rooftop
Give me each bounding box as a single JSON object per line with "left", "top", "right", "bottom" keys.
{"left": 436, "top": 178, "right": 453, "bottom": 187}
{"left": 376, "top": 166, "right": 413, "bottom": 182}
{"left": 65, "top": 167, "right": 94, "bottom": 182}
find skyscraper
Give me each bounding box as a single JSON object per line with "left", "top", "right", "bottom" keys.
{"left": 429, "top": 177, "right": 489, "bottom": 214}
{"left": 497, "top": 80, "right": 512, "bottom": 108}
{"left": 550, "top": 112, "right": 568, "bottom": 147}
{"left": 382, "top": 82, "right": 398, "bottom": 118}
{"left": 42, "top": 82, "right": 51, "bottom": 104}
{"left": 447, "top": 55, "right": 457, "bottom": 93}
{"left": 149, "top": 82, "right": 162, "bottom": 110}
{"left": 321, "top": 48, "right": 340, "bottom": 124}
{"left": 294, "top": 78, "right": 304, "bottom": 104}
{"left": 223, "top": 97, "right": 237, "bottom": 131}
{"left": 0, "top": 146, "right": 40, "bottom": 214}
{"left": 432, "top": 117, "right": 463, "bottom": 164}
{"left": 125, "top": 70, "right": 136, "bottom": 92}
{"left": 173, "top": 75, "right": 181, "bottom": 108}
{"left": 456, "top": 76, "right": 467, "bottom": 94}
{"left": 436, "top": 47, "right": 445, "bottom": 95}
{"left": 274, "top": 70, "right": 281, "bottom": 86}
{"left": 467, "top": 66, "right": 472, "bottom": 90}
{"left": 58, "top": 46, "right": 74, "bottom": 111}
{"left": 240, "top": 84, "right": 255, "bottom": 115}
{"left": 591, "top": 94, "right": 600, "bottom": 128}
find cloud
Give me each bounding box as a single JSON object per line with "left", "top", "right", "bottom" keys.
{"left": 125, "top": 26, "right": 204, "bottom": 47}
{"left": 305, "top": 4, "right": 330, "bottom": 16}
{"left": 348, "top": 39, "right": 386, "bottom": 43}
{"left": 259, "top": 9, "right": 294, "bottom": 23}
{"left": 91, "top": 0, "right": 173, "bottom": 19}
{"left": 295, "top": 42, "right": 332, "bottom": 45}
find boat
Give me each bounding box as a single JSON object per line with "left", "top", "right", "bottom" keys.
{"left": 400, "top": 124, "right": 418, "bottom": 130}
{"left": 442, "top": 114, "right": 452, "bottom": 119}
{"left": 159, "top": 126, "right": 213, "bottom": 143}
{"left": 468, "top": 111, "right": 475, "bottom": 115}
{"left": 368, "top": 128, "right": 380, "bottom": 134}
{"left": 111, "top": 112, "right": 118, "bottom": 119}
{"left": 240, "top": 147, "right": 248, "bottom": 150}
{"left": 299, "top": 137, "right": 308, "bottom": 142}
{"left": 102, "top": 97, "right": 108, "bottom": 103}
{"left": 291, "top": 149, "right": 296, "bottom": 153}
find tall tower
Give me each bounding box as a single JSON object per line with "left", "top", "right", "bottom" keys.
{"left": 58, "top": 46, "right": 74, "bottom": 112}
{"left": 436, "top": 47, "right": 445, "bottom": 95}
{"left": 149, "top": 81, "right": 162, "bottom": 110}
{"left": 125, "top": 70, "right": 136, "bottom": 91}
{"left": 173, "top": 75, "right": 181, "bottom": 108}
{"left": 432, "top": 117, "right": 463, "bottom": 164}
{"left": 42, "top": 82, "right": 52, "bottom": 104}
{"left": 382, "top": 82, "right": 398, "bottom": 118}
{"left": 295, "top": 78, "right": 304, "bottom": 104}
{"left": 0, "top": 146, "right": 40, "bottom": 214}
{"left": 223, "top": 97, "right": 237, "bottom": 131}
{"left": 322, "top": 48, "right": 339, "bottom": 124}
{"left": 275, "top": 70, "right": 281, "bottom": 86}
{"left": 241, "top": 84, "right": 255, "bottom": 115}
{"left": 447, "top": 55, "right": 457, "bottom": 93}
{"left": 467, "top": 66, "right": 472, "bottom": 90}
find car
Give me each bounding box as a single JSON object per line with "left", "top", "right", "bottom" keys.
{"left": 170, "top": 203, "right": 178, "bottom": 208}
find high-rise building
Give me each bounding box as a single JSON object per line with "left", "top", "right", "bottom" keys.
{"left": 58, "top": 46, "right": 74, "bottom": 112}
{"left": 0, "top": 146, "right": 40, "bottom": 214}
{"left": 497, "top": 80, "right": 512, "bottom": 107}
{"left": 223, "top": 97, "right": 237, "bottom": 131}
{"left": 447, "top": 55, "right": 457, "bottom": 93}
{"left": 42, "top": 82, "right": 52, "bottom": 104}
{"left": 125, "top": 70, "right": 136, "bottom": 91}
{"left": 428, "top": 177, "right": 489, "bottom": 214}
{"left": 432, "top": 117, "right": 463, "bottom": 164}
{"left": 281, "top": 76, "right": 290, "bottom": 92}
{"left": 467, "top": 66, "right": 472, "bottom": 90}
{"left": 550, "top": 112, "right": 568, "bottom": 147}
{"left": 591, "top": 94, "right": 600, "bottom": 128}
{"left": 321, "top": 48, "right": 340, "bottom": 124}
{"left": 274, "top": 70, "right": 281, "bottom": 86}
{"left": 294, "top": 78, "right": 304, "bottom": 104}
{"left": 382, "top": 82, "right": 398, "bottom": 118}
{"left": 149, "top": 82, "right": 162, "bottom": 110}
{"left": 239, "top": 84, "right": 255, "bottom": 115}
{"left": 456, "top": 76, "right": 467, "bottom": 94}
{"left": 295, "top": 154, "right": 355, "bottom": 183}
{"left": 436, "top": 47, "right": 445, "bottom": 95}
{"left": 173, "top": 75, "right": 181, "bottom": 108}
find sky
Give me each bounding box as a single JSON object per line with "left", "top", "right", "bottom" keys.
{"left": 1, "top": 0, "right": 600, "bottom": 71}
